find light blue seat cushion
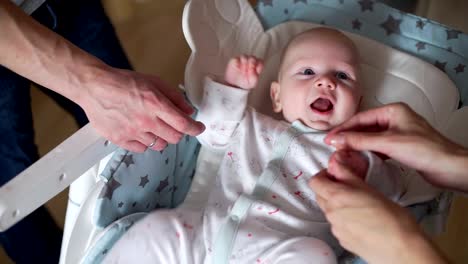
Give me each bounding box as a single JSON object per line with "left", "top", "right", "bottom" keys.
{"left": 257, "top": 0, "right": 468, "bottom": 107}
{"left": 82, "top": 135, "right": 200, "bottom": 264}
{"left": 82, "top": 213, "right": 147, "bottom": 264}
{"left": 93, "top": 135, "right": 200, "bottom": 228}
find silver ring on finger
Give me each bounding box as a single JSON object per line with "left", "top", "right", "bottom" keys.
{"left": 147, "top": 136, "right": 158, "bottom": 148}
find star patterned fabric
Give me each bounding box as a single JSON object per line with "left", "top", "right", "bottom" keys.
{"left": 380, "top": 15, "right": 402, "bottom": 35}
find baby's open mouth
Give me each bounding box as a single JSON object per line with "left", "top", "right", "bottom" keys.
{"left": 310, "top": 98, "right": 334, "bottom": 114}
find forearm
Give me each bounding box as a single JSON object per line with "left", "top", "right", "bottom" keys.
{"left": 196, "top": 76, "right": 249, "bottom": 148}
{"left": 0, "top": 0, "right": 108, "bottom": 103}
{"left": 198, "top": 76, "right": 250, "bottom": 121}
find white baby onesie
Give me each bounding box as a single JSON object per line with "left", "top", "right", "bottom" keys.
{"left": 103, "top": 77, "right": 408, "bottom": 264}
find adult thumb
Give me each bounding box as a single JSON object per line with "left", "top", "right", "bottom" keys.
{"left": 327, "top": 131, "right": 388, "bottom": 154}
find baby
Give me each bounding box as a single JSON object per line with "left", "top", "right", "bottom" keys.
{"left": 104, "top": 28, "right": 404, "bottom": 264}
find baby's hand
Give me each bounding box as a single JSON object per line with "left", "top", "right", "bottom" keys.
{"left": 329, "top": 150, "right": 369, "bottom": 180}
{"left": 224, "top": 55, "right": 263, "bottom": 89}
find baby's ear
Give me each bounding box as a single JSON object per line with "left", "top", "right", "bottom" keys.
{"left": 270, "top": 81, "right": 282, "bottom": 113}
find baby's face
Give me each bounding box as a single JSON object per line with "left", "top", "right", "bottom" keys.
{"left": 271, "top": 29, "right": 361, "bottom": 130}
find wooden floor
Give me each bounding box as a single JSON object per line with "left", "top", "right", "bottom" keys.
{"left": 1, "top": 0, "right": 467, "bottom": 263}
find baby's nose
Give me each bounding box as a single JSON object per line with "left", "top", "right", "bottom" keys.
{"left": 315, "top": 76, "right": 336, "bottom": 90}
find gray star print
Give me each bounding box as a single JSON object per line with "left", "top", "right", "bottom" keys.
{"left": 416, "top": 19, "right": 425, "bottom": 30}
{"left": 446, "top": 30, "right": 461, "bottom": 40}
{"left": 415, "top": 42, "right": 426, "bottom": 51}
{"left": 454, "top": 64, "right": 465, "bottom": 74}
{"left": 156, "top": 176, "right": 169, "bottom": 193}
{"left": 352, "top": 19, "right": 362, "bottom": 30}
{"left": 122, "top": 154, "right": 134, "bottom": 167}
{"left": 139, "top": 175, "right": 149, "bottom": 188}
{"left": 380, "top": 15, "right": 402, "bottom": 36}
{"left": 434, "top": 61, "right": 447, "bottom": 72}
{"left": 99, "top": 178, "right": 121, "bottom": 200}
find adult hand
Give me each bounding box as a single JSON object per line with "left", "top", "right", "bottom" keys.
{"left": 0, "top": 1, "right": 205, "bottom": 153}
{"left": 78, "top": 66, "right": 205, "bottom": 152}
{"left": 309, "top": 151, "right": 448, "bottom": 264}
{"left": 324, "top": 103, "right": 468, "bottom": 191}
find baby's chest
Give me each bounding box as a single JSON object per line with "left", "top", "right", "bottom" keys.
{"left": 222, "top": 133, "right": 333, "bottom": 194}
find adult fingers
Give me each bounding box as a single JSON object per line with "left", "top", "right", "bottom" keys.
{"left": 143, "top": 117, "right": 184, "bottom": 144}
{"left": 312, "top": 166, "right": 378, "bottom": 210}
{"left": 120, "top": 140, "right": 147, "bottom": 153}
{"left": 155, "top": 95, "right": 205, "bottom": 136}
{"left": 325, "top": 103, "right": 413, "bottom": 145}
{"left": 138, "top": 132, "right": 169, "bottom": 151}
{"left": 148, "top": 137, "right": 168, "bottom": 151}
{"left": 325, "top": 131, "right": 396, "bottom": 155}
{"left": 152, "top": 77, "right": 195, "bottom": 116}
{"left": 309, "top": 170, "right": 349, "bottom": 201}
{"left": 138, "top": 132, "right": 158, "bottom": 147}
{"left": 325, "top": 106, "right": 393, "bottom": 142}
{"left": 315, "top": 195, "right": 330, "bottom": 213}
{"left": 327, "top": 151, "right": 367, "bottom": 184}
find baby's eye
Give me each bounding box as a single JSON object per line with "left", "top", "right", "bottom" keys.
{"left": 336, "top": 71, "right": 348, "bottom": 80}
{"left": 302, "top": 68, "right": 315, "bottom": 75}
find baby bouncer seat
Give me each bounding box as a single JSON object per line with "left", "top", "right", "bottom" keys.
{"left": 1, "top": 0, "right": 468, "bottom": 263}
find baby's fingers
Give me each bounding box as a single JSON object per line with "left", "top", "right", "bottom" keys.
{"left": 255, "top": 62, "right": 263, "bottom": 75}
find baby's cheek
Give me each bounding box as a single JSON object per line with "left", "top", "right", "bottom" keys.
{"left": 336, "top": 90, "right": 360, "bottom": 120}
{"left": 333, "top": 105, "right": 357, "bottom": 128}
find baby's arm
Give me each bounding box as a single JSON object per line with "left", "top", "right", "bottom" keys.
{"left": 363, "top": 152, "right": 405, "bottom": 202}
{"left": 334, "top": 151, "right": 440, "bottom": 205}
{"left": 197, "top": 55, "right": 263, "bottom": 149}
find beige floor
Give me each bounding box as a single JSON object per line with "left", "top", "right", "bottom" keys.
{"left": 1, "top": 0, "right": 468, "bottom": 263}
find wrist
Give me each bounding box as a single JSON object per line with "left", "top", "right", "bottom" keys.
{"left": 443, "top": 146, "right": 468, "bottom": 192}
{"left": 398, "top": 228, "right": 448, "bottom": 264}
{"left": 218, "top": 78, "right": 242, "bottom": 89}
{"left": 69, "top": 61, "right": 113, "bottom": 106}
